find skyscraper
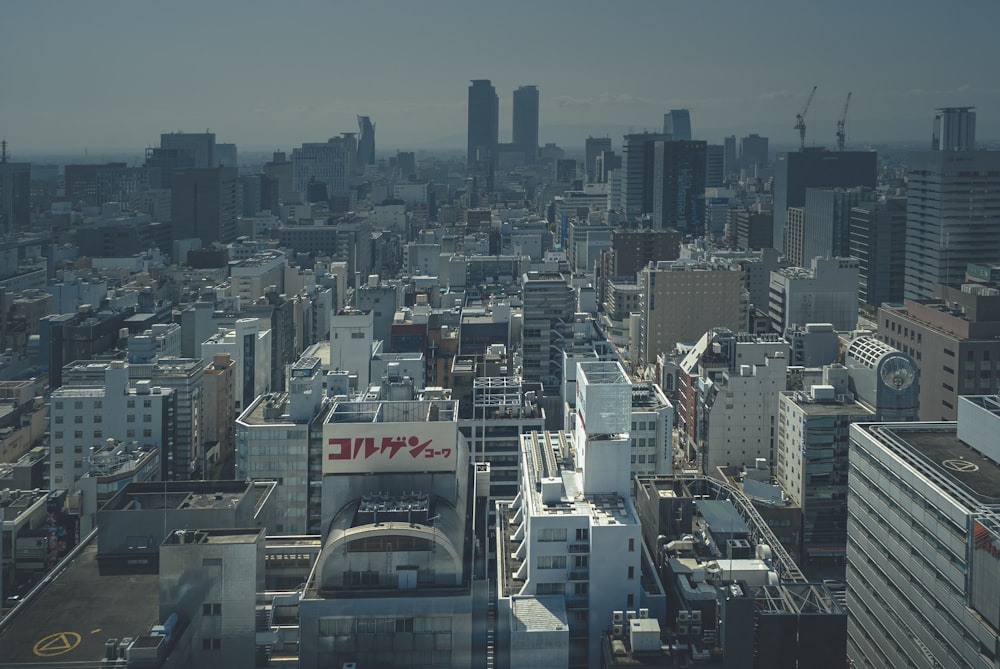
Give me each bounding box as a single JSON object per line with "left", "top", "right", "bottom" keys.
{"left": 849, "top": 197, "right": 907, "bottom": 308}
{"left": 357, "top": 115, "right": 375, "bottom": 167}
{"left": 0, "top": 144, "right": 32, "bottom": 235}
{"left": 585, "top": 136, "right": 612, "bottom": 182}
{"left": 467, "top": 79, "right": 499, "bottom": 167}
{"left": 512, "top": 85, "right": 539, "bottom": 163}
{"left": 772, "top": 149, "right": 877, "bottom": 253}
{"left": 170, "top": 166, "right": 239, "bottom": 245}
{"left": 651, "top": 139, "right": 707, "bottom": 234}
{"left": 932, "top": 106, "right": 976, "bottom": 151}
{"left": 904, "top": 117, "right": 1000, "bottom": 300}
{"left": 621, "top": 132, "right": 669, "bottom": 219}
{"left": 739, "top": 133, "right": 769, "bottom": 172}
{"left": 662, "top": 109, "right": 692, "bottom": 140}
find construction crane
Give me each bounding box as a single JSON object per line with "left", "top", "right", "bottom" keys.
{"left": 836, "top": 92, "right": 852, "bottom": 151}
{"left": 794, "top": 86, "right": 818, "bottom": 151}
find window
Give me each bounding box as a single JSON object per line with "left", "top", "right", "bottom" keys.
{"left": 143, "top": 429, "right": 153, "bottom": 438}
{"left": 627, "top": 594, "right": 634, "bottom": 607}
{"left": 94, "top": 415, "right": 102, "bottom": 423}
{"left": 55, "top": 416, "right": 63, "bottom": 424}
{"left": 74, "top": 401, "right": 83, "bottom": 410}
{"left": 74, "top": 415, "right": 83, "bottom": 424}
{"left": 93, "top": 430, "right": 102, "bottom": 439}
{"left": 202, "top": 638, "right": 221, "bottom": 651}
{"left": 94, "top": 401, "right": 102, "bottom": 409}
{"left": 628, "top": 538, "right": 635, "bottom": 552}
{"left": 574, "top": 582, "right": 589, "bottom": 595}
{"left": 127, "top": 429, "right": 136, "bottom": 438}
{"left": 127, "top": 415, "right": 136, "bottom": 423}
{"left": 143, "top": 399, "right": 152, "bottom": 409}
{"left": 628, "top": 566, "right": 635, "bottom": 579}
{"left": 55, "top": 401, "right": 64, "bottom": 410}
{"left": 537, "top": 555, "right": 567, "bottom": 570}
{"left": 203, "top": 603, "right": 222, "bottom": 616}
{"left": 74, "top": 431, "right": 83, "bottom": 439}
{"left": 537, "top": 583, "right": 565, "bottom": 595}
{"left": 351, "top": 332, "right": 365, "bottom": 339}
{"left": 538, "top": 528, "right": 567, "bottom": 542}
{"left": 575, "top": 528, "right": 588, "bottom": 542}
{"left": 127, "top": 400, "right": 135, "bottom": 409}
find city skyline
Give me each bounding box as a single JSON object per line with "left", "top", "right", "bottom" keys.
{"left": 3, "top": 0, "right": 1000, "bottom": 155}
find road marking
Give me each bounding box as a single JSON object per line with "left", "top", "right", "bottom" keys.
{"left": 33, "top": 632, "right": 81, "bottom": 657}
{"left": 91, "top": 628, "right": 102, "bottom": 634}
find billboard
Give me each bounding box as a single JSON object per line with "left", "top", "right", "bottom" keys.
{"left": 322, "top": 421, "right": 458, "bottom": 474}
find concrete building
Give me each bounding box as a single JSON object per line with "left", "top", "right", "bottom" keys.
{"left": 879, "top": 283, "right": 1000, "bottom": 421}
{"left": 903, "top": 148, "right": 1000, "bottom": 300}
{"left": 520, "top": 271, "right": 577, "bottom": 386}
{"left": 847, "top": 396, "right": 1000, "bottom": 668}
{"left": 0, "top": 156, "right": 31, "bottom": 235}
{"left": 768, "top": 257, "right": 859, "bottom": 333}
{"left": 202, "top": 353, "right": 235, "bottom": 477}
{"left": 638, "top": 259, "right": 746, "bottom": 366}
{"left": 200, "top": 318, "right": 271, "bottom": 413}
{"left": 498, "top": 361, "right": 666, "bottom": 668}
{"left": 739, "top": 133, "right": 769, "bottom": 173}
{"left": 160, "top": 131, "right": 216, "bottom": 169}
{"left": 776, "top": 386, "right": 873, "bottom": 561}
{"left": 651, "top": 140, "right": 707, "bottom": 236}
{"left": 733, "top": 205, "right": 774, "bottom": 251}
{"left": 170, "top": 166, "right": 239, "bottom": 245}
{"left": 849, "top": 196, "right": 907, "bottom": 308}
{"left": 292, "top": 135, "right": 354, "bottom": 201}
{"left": 159, "top": 528, "right": 264, "bottom": 669}
{"left": 50, "top": 361, "right": 176, "bottom": 488}
{"left": 228, "top": 251, "right": 285, "bottom": 303}
{"left": 628, "top": 381, "right": 674, "bottom": 476}
{"left": 772, "top": 149, "right": 877, "bottom": 253}
{"left": 584, "top": 137, "right": 612, "bottom": 182}
{"left": 799, "top": 187, "right": 875, "bottom": 264}
{"left": 843, "top": 336, "right": 919, "bottom": 421}
{"left": 236, "top": 355, "right": 331, "bottom": 534}
{"left": 329, "top": 307, "right": 374, "bottom": 391}
{"left": 621, "top": 132, "right": 670, "bottom": 219}
{"left": 298, "top": 398, "right": 476, "bottom": 668}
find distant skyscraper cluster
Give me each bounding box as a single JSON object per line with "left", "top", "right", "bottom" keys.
{"left": 467, "top": 79, "right": 540, "bottom": 167}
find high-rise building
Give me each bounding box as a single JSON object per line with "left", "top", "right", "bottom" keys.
{"left": 621, "top": 132, "right": 669, "bottom": 219}
{"left": 170, "top": 166, "right": 238, "bottom": 245}
{"left": 776, "top": 386, "right": 873, "bottom": 561}
{"left": 64, "top": 162, "right": 146, "bottom": 208}
{"left": 739, "top": 133, "right": 769, "bottom": 172}
{"left": 663, "top": 109, "right": 692, "bottom": 140}
{"left": 467, "top": 79, "right": 499, "bottom": 167}
{"left": 849, "top": 196, "right": 907, "bottom": 308}
{"left": 772, "top": 149, "right": 877, "bottom": 253}
{"left": 0, "top": 146, "right": 31, "bottom": 235}
{"left": 214, "top": 142, "right": 237, "bottom": 168}
{"left": 723, "top": 135, "right": 737, "bottom": 176}
{"left": 932, "top": 106, "right": 976, "bottom": 151}
{"left": 512, "top": 85, "right": 539, "bottom": 163}
{"left": 705, "top": 144, "right": 725, "bottom": 187}
{"left": 160, "top": 131, "right": 216, "bottom": 168}
{"left": 768, "top": 257, "right": 859, "bottom": 333}
{"left": 847, "top": 397, "right": 1000, "bottom": 668}
{"left": 585, "top": 136, "right": 612, "bottom": 182}
{"left": 520, "top": 271, "right": 577, "bottom": 385}
{"left": 594, "top": 149, "right": 620, "bottom": 184}
{"left": 356, "top": 115, "right": 375, "bottom": 167}
{"left": 800, "top": 186, "right": 875, "bottom": 263}
{"left": 638, "top": 259, "right": 745, "bottom": 366}
{"left": 291, "top": 135, "right": 355, "bottom": 202}
{"left": 903, "top": 148, "right": 1000, "bottom": 300}
{"left": 201, "top": 318, "right": 271, "bottom": 413}
{"left": 651, "top": 140, "right": 707, "bottom": 235}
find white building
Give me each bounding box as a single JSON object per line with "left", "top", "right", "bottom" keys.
{"left": 498, "top": 361, "right": 665, "bottom": 668}
{"left": 229, "top": 251, "right": 285, "bottom": 302}
{"left": 629, "top": 381, "right": 674, "bottom": 476}
{"left": 50, "top": 361, "right": 175, "bottom": 488}
{"left": 201, "top": 318, "right": 271, "bottom": 413}
{"left": 329, "top": 308, "right": 374, "bottom": 391}
{"left": 848, "top": 396, "right": 1000, "bottom": 668}
{"left": 769, "top": 257, "right": 859, "bottom": 333}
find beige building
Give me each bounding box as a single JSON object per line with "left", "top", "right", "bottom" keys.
{"left": 202, "top": 353, "right": 235, "bottom": 477}
{"left": 638, "top": 260, "right": 745, "bottom": 365}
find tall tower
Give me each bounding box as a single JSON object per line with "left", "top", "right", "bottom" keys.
{"left": 932, "top": 106, "right": 976, "bottom": 151}
{"left": 467, "top": 79, "right": 499, "bottom": 167}
{"left": 512, "top": 85, "right": 539, "bottom": 163}
{"left": 356, "top": 115, "right": 375, "bottom": 167}
{"left": 0, "top": 141, "right": 31, "bottom": 235}
{"left": 663, "top": 109, "right": 692, "bottom": 141}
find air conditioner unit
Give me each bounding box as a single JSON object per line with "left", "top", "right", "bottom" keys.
{"left": 639, "top": 608, "right": 649, "bottom": 619}
{"left": 612, "top": 624, "right": 623, "bottom": 636}
{"left": 677, "top": 610, "right": 691, "bottom": 622}
{"left": 626, "top": 611, "right": 637, "bottom": 621}
{"left": 691, "top": 610, "right": 702, "bottom": 622}
{"left": 691, "top": 624, "right": 702, "bottom": 636}
{"left": 678, "top": 624, "right": 689, "bottom": 635}
{"left": 612, "top": 610, "right": 624, "bottom": 624}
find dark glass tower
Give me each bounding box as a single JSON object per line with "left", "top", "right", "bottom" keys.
{"left": 512, "top": 85, "right": 539, "bottom": 163}
{"left": 467, "top": 79, "right": 499, "bottom": 167}
{"left": 357, "top": 115, "right": 375, "bottom": 167}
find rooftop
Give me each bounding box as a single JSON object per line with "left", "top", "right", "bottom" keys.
{"left": 100, "top": 480, "right": 255, "bottom": 512}
{"left": 861, "top": 423, "right": 1000, "bottom": 504}
{"left": 0, "top": 539, "right": 159, "bottom": 666}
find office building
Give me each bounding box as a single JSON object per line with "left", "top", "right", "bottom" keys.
{"left": 663, "top": 109, "right": 692, "bottom": 141}
{"left": 0, "top": 151, "right": 30, "bottom": 235}
{"left": 932, "top": 106, "right": 976, "bottom": 151}
{"left": 621, "top": 132, "right": 670, "bottom": 219}
{"left": 903, "top": 148, "right": 1000, "bottom": 300}
{"left": 498, "top": 361, "right": 666, "bottom": 668}
{"left": 585, "top": 136, "right": 612, "bottom": 182}
{"left": 638, "top": 259, "right": 745, "bottom": 366}
{"left": 49, "top": 361, "right": 176, "bottom": 488}
{"left": 629, "top": 381, "right": 674, "bottom": 476}
{"left": 768, "top": 257, "right": 859, "bottom": 333}
{"left": 651, "top": 140, "right": 706, "bottom": 235}
{"left": 64, "top": 162, "right": 146, "bottom": 208}
{"left": 291, "top": 135, "right": 354, "bottom": 203}
{"left": 160, "top": 131, "right": 216, "bottom": 168}
{"left": 847, "top": 396, "right": 1000, "bottom": 668}
{"left": 170, "top": 166, "right": 239, "bottom": 245}
{"left": 849, "top": 196, "right": 907, "bottom": 308}
{"left": 723, "top": 135, "right": 737, "bottom": 177}
{"left": 468, "top": 79, "right": 499, "bottom": 166}
{"left": 772, "top": 149, "right": 877, "bottom": 253}
{"left": 595, "top": 149, "right": 620, "bottom": 184}
{"left": 800, "top": 186, "right": 875, "bottom": 263}
{"left": 357, "top": 115, "right": 376, "bottom": 167}
{"left": 201, "top": 318, "right": 271, "bottom": 413}
{"left": 733, "top": 205, "right": 774, "bottom": 251}
{"left": 739, "top": 133, "right": 769, "bottom": 172}
{"left": 202, "top": 353, "right": 235, "bottom": 476}
{"left": 298, "top": 398, "right": 476, "bottom": 668}
{"left": 879, "top": 283, "right": 1000, "bottom": 421}
{"left": 513, "top": 85, "right": 539, "bottom": 163}
{"left": 776, "top": 386, "right": 873, "bottom": 560}
{"left": 520, "top": 271, "right": 577, "bottom": 385}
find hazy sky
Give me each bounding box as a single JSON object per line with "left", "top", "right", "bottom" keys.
{"left": 4, "top": 0, "right": 999, "bottom": 156}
